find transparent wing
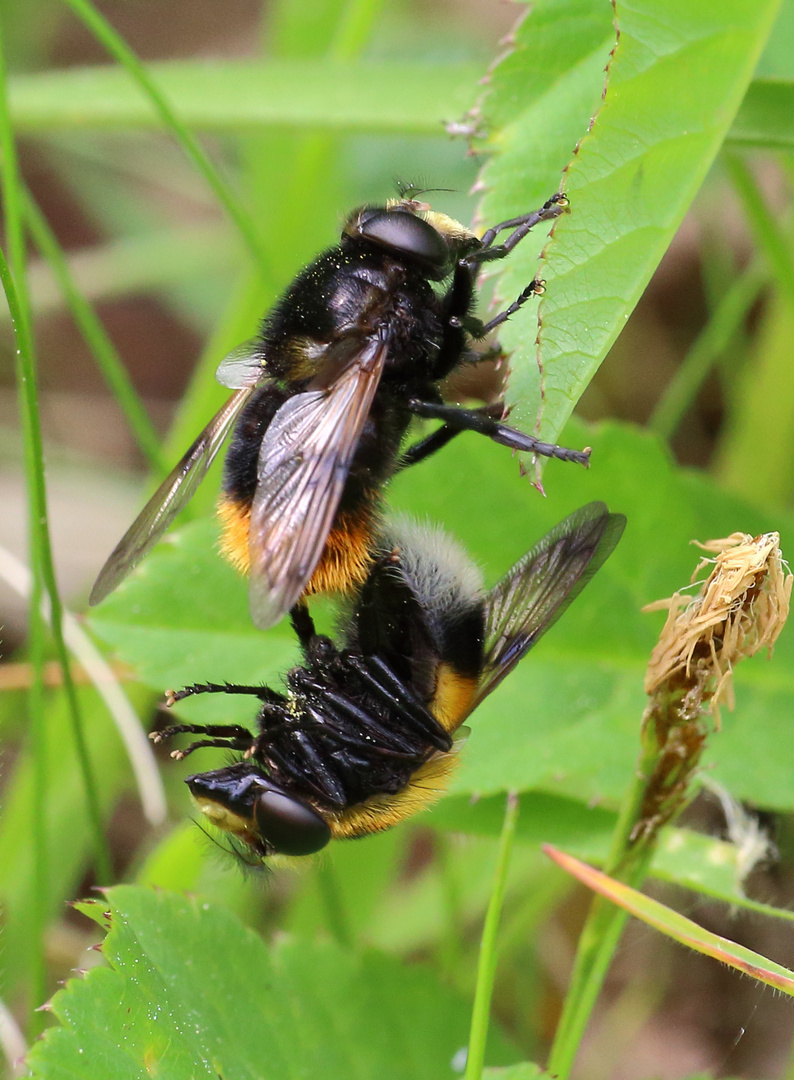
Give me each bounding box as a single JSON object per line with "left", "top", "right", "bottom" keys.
{"left": 468, "top": 502, "right": 626, "bottom": 712}
{"left": 89, "top": 386, "right": 257, "bottom": 606}
{"left": 248, "top": 337, "right": 388, "bottom": 629}
{"left": 215, "top": 339, "right": 263, "bottom": 389}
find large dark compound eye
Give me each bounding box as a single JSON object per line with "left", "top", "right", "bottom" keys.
{"left": 255, "top": 787, "right": 332, "bottom": 856}
{"left": 355, "top": 208, "right": 448, "bottom": 273}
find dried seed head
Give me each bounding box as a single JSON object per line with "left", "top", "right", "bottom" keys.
{"left": 643, "top": 531, "right": 791, "bottom": 721}
{"left": 633, "top": 531, "right": 791, "bottom": 848}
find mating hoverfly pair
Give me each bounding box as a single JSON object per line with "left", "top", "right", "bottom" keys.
{"left": 92, "top": 190, "right": 625, "bottom": 862}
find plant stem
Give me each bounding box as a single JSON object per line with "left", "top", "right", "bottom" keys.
{"left": 0, "top": 244, "right": 113, "bottom": 886}
{"left": 0, "top": 10, "right": 51, "bottom": 1033}
{"left": 21, "top": 186, "right": 165, "bottom": 472}
{"left": 465, "top": 791, "right": 520, "bottom": 1080}
{"left": 0, "top": 11, "right": 112, "bottom": 895}
{"left": 648, "top": 258, "right": 765, "bottom": 439}
{"left": 725, "top": 153, "right": 794, "bottom": 308}
{"left": 436, "top": 833, "right": 465, "bottom": 980}
{"left": 59, "top": 0, "right": 272, "bottom": 281}
{"left": 547, "top": 742, "right": 658, "bottom": 1079}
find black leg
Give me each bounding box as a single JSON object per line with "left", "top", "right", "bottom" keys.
{"left": 287, "top": 728, "right": 348, "bottom": 806}
{"left": 165, "top": 682, "right": 286, "bottom": 707}
{"left": 323, "top": 690, "right": 426, "bottom": 756}
{"left": 168, "top": 736, "right": 254, "bottom": 761}
{"left": 457, "top": 279, "right": 545, "bottom": 340}
{"left": 463, "top": 194, "right": 569, "bottom": 267}
{"left": 150, "top": 720, "right": 256, "bottom": 760}
{"left": 407, "top": 399, "right": 590, "bottom": 466}
{"left": 289, "top": 602, "right": 317, "bottom": 655}
{"left": 430, "top": 194, "right": 568, "bottom": 379}
{"left": 399, "top": 423, "right": 462, "bottom": 468}
{"left": 345, "top": 655, "right": 452, "bottom": 751}
{"left": 398, "top": 403, "right": 506, "bottom": 469}
{"left": 152, "top": 721, "right": 254, "bottom": 743}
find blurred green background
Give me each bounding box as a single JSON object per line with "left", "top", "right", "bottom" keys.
{"left": 3, "top": 0, "right": 794, "bottom": 1077}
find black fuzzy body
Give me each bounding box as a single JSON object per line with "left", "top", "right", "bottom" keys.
{"left": 222, "top": 234, "right": 476, "bottom": 537}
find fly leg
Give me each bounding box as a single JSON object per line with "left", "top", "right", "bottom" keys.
{"left": 345, "top": 655, "right": 452, "bottom": 751}
{"left": 406, "top": 399, "right": 590, "bottom": 466}
{"left": 463, "top": 193, "right": 568, "bottom": 267}
{"left": 151, "top": 682, "right": 287, "bottom": 758}
{"left": 150, "top": 719, "right": 256, "bottom": 760}
{"left": 431, "top": 193, "right": 568, "bottom": 375}
{"left": 398, "top": 403, "right": 504, "bottom": 468}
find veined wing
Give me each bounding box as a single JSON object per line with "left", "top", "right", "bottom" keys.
{"left": 467, "top": 502, "right": 626, "bottom": 713}
{"left": 90, "top": 386, "right": 257, "bottom": 606}
{"left": 215, "top": 339, "right": 263, "bottom": 389}
{"left": 248, "top": 336, "right": 388, "bottom": 629}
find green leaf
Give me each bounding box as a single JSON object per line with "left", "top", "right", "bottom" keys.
{"left": 546, "top": 847, "right": 794, "bottom": 995}
{"left": 486, "top": 0, "right": 780, "bottom": 450}
{"left": 26, "top": 885, "right": 518, "bottom": 1079}
{"left": 390, "top": 420, "right": 794, "bottom": 813}
{"left": 89, "top": 420, "right": 794, "bottom": 815}
{"left": 729, "top": 78, "right": 794, "bottom": 148}
{"left": 9, "top": 59, "right": 480, "bottom": 134}
{"left": 430, "top": 794, "right": 794, "bottom": 922}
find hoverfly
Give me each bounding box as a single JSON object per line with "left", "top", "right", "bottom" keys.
{"left": 151, "top": 503, "right": 625, "bottom": 861}
{"left": 91, "top": 191, "right": 588, "bottom": 629}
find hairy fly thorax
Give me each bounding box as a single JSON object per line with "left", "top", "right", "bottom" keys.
{"left": 90, "top": 191, "right": 587, "bottom": 629}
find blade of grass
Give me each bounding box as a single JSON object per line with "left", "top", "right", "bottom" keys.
{"left": 0, "top": 9, "right": 49, "bottom": 1033}
{"left": 21, "top": 186, "right": 165, "bottom": 471}
{"left": 59, "top": 0, "right": 273, "bottom": 284}
{"left": 546, "top": 722, "right": 660, "bottom": 1080}
{"left": 8, "top": 58, "right": 479, "bottom": 134}
{"left": 715, "top": 153, "right": 794, "bottom": 501}
{"left": 648, "top": 257, "right": 766, "bottom": 439}
{"left": 546, "top": 846, "right": 794, "bottom": 994}
{"left": 725, "top": 153, "right": 794, "bottom": 302}
{"left": 0, "top": 244, "right": 112, "bottom": 887}
{"left": 465, "top": 791, "right": 520, "bottom": 1080}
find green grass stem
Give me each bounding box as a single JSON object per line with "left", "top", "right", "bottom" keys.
{"left": 0, "top": 12, "right": 49, "bottom": 1029}
{"left": 60, "top": 0, "right": 272, "bottom": 282}
{"left": 22, "top": 187, "right": 166, "bottom": 471}
{"left": 0, "top": 14, "right": 113, "bottom": 925}
{"left": 546, "top": 733, "right": 661, "bottom": 1079}
{"left": 648, "top": 258, "right": 766, "bottom": 439}
{"left": 464, "top": 791, "right": 520, "bottom": 1080}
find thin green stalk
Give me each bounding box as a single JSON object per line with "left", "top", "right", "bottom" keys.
{"left": 327, "top": 0, "right": 384, "bottom": 59}
{"left": 547, "top": 742, "right": 659, "bottom": 1079}
{"left": 59, "top": 0, "right": 272, "bottom": 282}
{"left": 0, "top": 245, "right": 113, "bottom": 886}
{"left": 21, "top": 186, "right": 165, "bottom": 471}
{"left": 725, "top": 153, "right": 794, "bottom": 308}
{"left": 648, "top": 258, "right": 766, "bottom": 439}
{"left": 316, "top": 859, "right": 353, "bottom": 949}
{"left": 546, "top": 850, "right": 654, "bottom": 1079}
{"left": 168, "top": 0, "right": 384, "bottom": 474}
{"left": 0, "top": 9, "right": 112, "bottom": 892}
{"left": 435, "top": 833, "right": 465, "bottom": 980}
{"left": 0, "top": 11, "right": 48, "bottom": 1029}
{"left": 465, "top": 791, "right": 520, "bottom": 1080}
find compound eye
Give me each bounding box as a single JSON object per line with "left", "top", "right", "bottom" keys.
{"left": 254, "top": 788, "right": 331, "bottom": 856}
{"left": 357, "top": 210, "right": 448, "bottom": 271}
